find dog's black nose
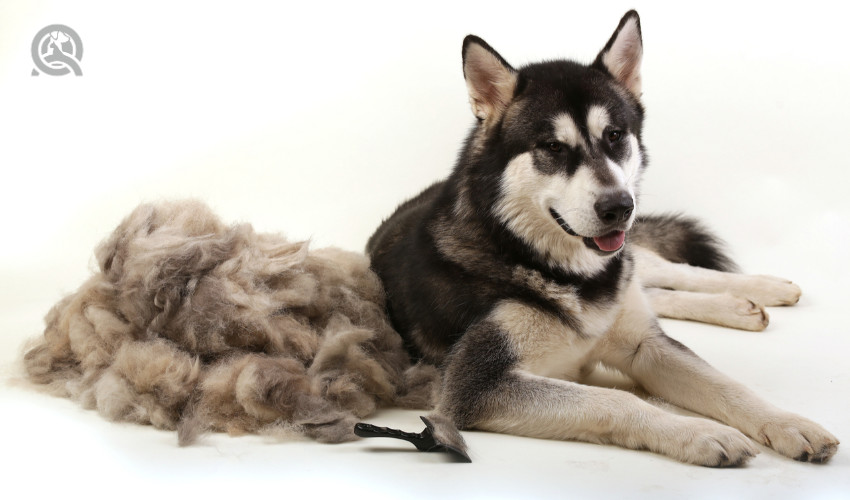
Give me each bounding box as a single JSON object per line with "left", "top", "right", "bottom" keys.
{"left": 594, "top": 191, "right": 634, "bottom": 224}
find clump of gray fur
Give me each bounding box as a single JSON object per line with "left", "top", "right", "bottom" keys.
{"left": 23, "top": 200, "right": 438, "bottom": 444}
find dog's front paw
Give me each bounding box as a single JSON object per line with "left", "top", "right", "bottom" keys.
{"left": 758, "top": 414, "right": 839, "bottom": 463}
{"left": 670, "top": 418, "right": 760, "bottom": 467}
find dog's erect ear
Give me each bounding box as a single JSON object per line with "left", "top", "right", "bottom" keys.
{"left": 593, "top": 10, "right": 643, "bottom": 98}
{"left": 462, "top": 35, "right": 518, "bottom": 121}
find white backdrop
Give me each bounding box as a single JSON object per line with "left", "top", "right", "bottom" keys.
{"left": 1, "top": 1, "right": 849, "bottom": 498}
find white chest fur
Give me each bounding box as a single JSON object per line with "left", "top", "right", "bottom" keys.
{"left": 489, "top": 296, "right": 623, "bottom": 380}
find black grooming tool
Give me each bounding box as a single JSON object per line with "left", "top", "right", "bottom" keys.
{"left": 354, "top": 416, "right": 472, "bottom": 463}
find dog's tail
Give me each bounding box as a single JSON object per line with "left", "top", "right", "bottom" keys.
{"left": 629, "top": 213, "right": 740, "bottom": 272}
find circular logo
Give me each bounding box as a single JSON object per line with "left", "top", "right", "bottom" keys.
{"left": 31, "top": 24, "right": 83, "bottom": 76}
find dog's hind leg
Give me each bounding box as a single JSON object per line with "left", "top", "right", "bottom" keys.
{"left": 634, "top": 246, "right": 801, "bottom": 313}
{"left": 645, "top": 288, "right": 769, "bottom": 331}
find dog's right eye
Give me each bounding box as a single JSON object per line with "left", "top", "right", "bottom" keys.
{"left": 545, "top": 142, "right": 563, "bottom": 153}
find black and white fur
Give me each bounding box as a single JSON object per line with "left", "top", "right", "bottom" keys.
{"left": 367, "top": 11, "right": 838, "bottom": 465}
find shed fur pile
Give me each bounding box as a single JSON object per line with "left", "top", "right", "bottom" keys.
{"left": 23, "top": 200, "right": 438, "bottom": 444}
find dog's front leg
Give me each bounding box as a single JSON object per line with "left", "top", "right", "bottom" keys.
{"left": 597, "top": 285, "right": 840, "bottom": 462}
{"left": 436, "top": 312, "right": 759, "bottom": 466}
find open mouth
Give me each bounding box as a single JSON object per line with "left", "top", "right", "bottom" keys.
{"left": 549, "top": 208, "right": 626, "bottom": 254}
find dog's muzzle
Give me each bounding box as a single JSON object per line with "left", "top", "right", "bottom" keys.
{"left": 549, "top": 206, "right": 629, "bottom": 254}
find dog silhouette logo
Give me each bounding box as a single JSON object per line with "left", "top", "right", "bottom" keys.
{"left": 31, "top": 25, "right": 83, "bottom": 76}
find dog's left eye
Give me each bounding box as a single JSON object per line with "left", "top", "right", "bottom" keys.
{"left": 607, "top": 130, "right": 623, "bottom": 143}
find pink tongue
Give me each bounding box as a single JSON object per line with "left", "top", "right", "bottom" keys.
{"left": 593, "top": 231, "right": 626, "bottom": 252}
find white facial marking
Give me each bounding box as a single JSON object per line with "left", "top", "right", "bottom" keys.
{"left": 552, "top": 113, "right": 583, "bottom": 149}
{"left": 559, "top": 166, "right": 602, "bottom": 232}
{"left": 606, "top": 158, "right": 628, "bottom": 186}
{"left": 612, "top": 134, "right": 643, "bottom": 193}
{"left": 586, "top": 105, "right": 610, "bottom": 141}
{"left": 598, "top": 134, "right": 641, "bottom": 219}
{"left": 495, "top": 153, "right": 609, "bottom": 276}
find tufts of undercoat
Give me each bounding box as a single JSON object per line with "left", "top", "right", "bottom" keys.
{"left": 23, "top": 200, "right": 439, "bottom": 445}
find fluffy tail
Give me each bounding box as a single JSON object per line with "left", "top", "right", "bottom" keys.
{"left": 629, "top": 213, "right": 740, "bottom": 272}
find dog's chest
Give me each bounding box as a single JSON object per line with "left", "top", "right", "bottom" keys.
{"left": 522, "top": 266, "right": 626, "bottom": 335}
{"left": 535, "top": 295, "right": 621, "bottom": 379}
{"left": 491, "top": 280, "right": 624, "bottom": 380}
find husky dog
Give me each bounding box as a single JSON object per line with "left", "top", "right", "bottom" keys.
{"left": 366, "top": 11, "right": 838, "bottom": 465}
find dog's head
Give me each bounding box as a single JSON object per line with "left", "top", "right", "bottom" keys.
{"left": 462, "top": 11, "right": 645, "bottom": 272}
